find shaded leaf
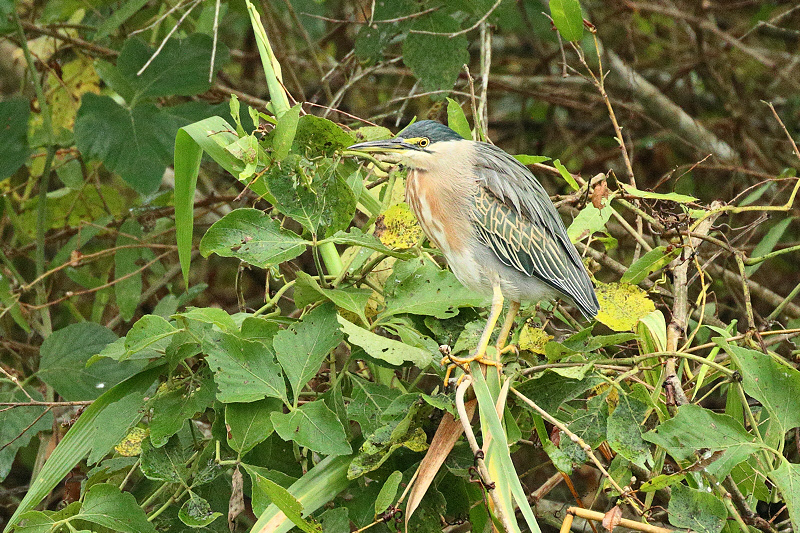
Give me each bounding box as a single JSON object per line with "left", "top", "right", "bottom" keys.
{"left": 403, "top": 12, "right": 470, "bottom": 96}
{"left": 226, "top": 398, "right": 282, "bottom": 454}
{"left": 0, "top": 98, "right": 30, "bottom": 179}
{"left": 77, "top": 484, "right": 156, "bottom": 533}
{"left": 668, "top": 484, "right": 727, "bottom": 533}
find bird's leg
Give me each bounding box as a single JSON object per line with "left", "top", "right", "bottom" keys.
{"left": 494, "top": 300, "right": 521, "bottom": 356}
{"left": 442, "top": 285, "right": 504, "bottom": 384}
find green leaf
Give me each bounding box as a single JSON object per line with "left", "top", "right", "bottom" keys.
{"left": 75, "top": 94, "right": 174, "bottom": 194}
{"left": 226, "top": 398, "right": 282, "bottom": 454}
{"left": 446, "top": 98, "right": 471, "bottom": 140}
{"left": 720, "top": 341, "right": 800, "bottom": 436}
{"left": 514, "top": 155, "right": 551, "bottom": 165}
{"left": 265, "top": 156, "right": 356, "bottom": 236}
{"left": 38, "top": 323, "right": 145, "bottom": 400}
{"left": 0, "top": 273, "right": 29, "bottom": 333}
{"left": 549, "top": 0, "right": 584, "bottom": 41}
{"left": 250, "top": 475, "right": 322, "bottom": 533}
{"left": 0, "top": 388, "right": 53, "bottom": 482}
{"left": 272, "top": 103, "right": 301, "bottom": 160}
{"left": 668, "top": 484, "right": 727, "bottom": 533}
{"left": 745, "top": 217, "right": 792, "bottom": 275}
{"left": 353, "top": 0, "right": 416, "bottom": 62}
{"left": 247, "top": 454, "right": 352, "bottom": 533}
{"left": 76, "top": 484, "right": 156, "bottom": 533}
{"left": 567, "top": 201, "right": 614, "bottom": 242}
{"left": 5, "top": 366, "right": 163, "bottom": 531}
{"left": 515, "top": 370, "right": 604, "bottom": 414}
{"left": 403, "top": 12, "right": 470, "bottom": 96}
{"left": 178, "top": 492, "right": 222, "bottom": 528}
{"left": 769, "top": 460, "right": 800, "bottom": 532}
{"left": 92, "top": 0, "right": 149, "bottom": 41}
{"left": 471, "top": 366, "right": 541, "bottom": 533}
{"left": 275, "top": 303, "right": 343, "bottom": 401}
{"left": 140, "top": 435, "right": 190, "bottom": 483}
{"left": 293, "top": 272, "right": 372, "bottom": 325}
{"left": 621, "top": 245, "right": 681, "bottom": 285}
{"left": 203, "top": 330, "right": 287, "bottom": 404}
{"left": 620, "top": 183, "right": 698, "bottom": 203}
{"left": 644, "top": 404, "right": 762, "bottom": 477}
{"left": 149, "top": 375, "right": 215, "bottom": 447}
{"left": 321, "top": 228, "right": 415, "bottom": 259}
{"left": 291, "top": 115, "right": 355, "bottom": 156}
{"left": 338, "top": 316, "right": 432, "bottom": 367}
{"left": 348, "top": 421, "right": 427, "bottom": 479}
{"left": 175, "top": 115, "right": 254, "bottom": 284}
{"left": 113, "top": 35, "right": 228, "bottom": 102}
{"left": 380, "top": 259, "right": 485, "bottom": 320}
{"left": 114, "top": 218, "right": 144, "bottom": 321}
{"left": 375, "top": 471, "right": 403, "bottom": 515}
{"left": 606, "top": 395, "right": 652, "bottom": 468}
{"left": 347, "top": 376, "right": 400, "bottom": 436}
{"left": 271, "top": 401, "right": 352, "bottom": 456}
{"left": 0, "top": 98, "right": 30, "bottom": 179}
{"left": 200, "top": 208, "right": 309, "bottom": 268}
{"left": 553, "top": 159, "right": 579, "bottom": 191}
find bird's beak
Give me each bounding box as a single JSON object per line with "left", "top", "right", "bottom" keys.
{"left": 347, "top": 137, "right": 419, "bottom": 154}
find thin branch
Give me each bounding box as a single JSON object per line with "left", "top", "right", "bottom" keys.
{"left": 409, "top": 0, "right": 503, "bottom": 37}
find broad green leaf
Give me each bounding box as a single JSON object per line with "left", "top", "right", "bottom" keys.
{"left": 116, "top": 315, "right": 178, "bottom": 360}
{"left": 76, "top": 483, "right": 156, "bottom": 533}
{"left": 250, "top": 475, "right": 322, "bottom": 533}
{"left": 0, "top": 388, "right": 53, "bottom": 482}
{"left": 549, "top": 0, "right": 584, "bottom": 41}
{"left": 515, "top": 371, "right": 604, "bottom": 414}
{"left": 203, "top": 330, "right": 287, "bottom": 403}
{"left": 0, "top": 98, "right": 30, "bottom": 179}
{"left": 175, "top": 307, "right": 238, "bottom": 332}
{"left": 199, "top": 208, "right": 309, "bottom": 268}
{"left": 553, "top": 159, "right": 579, "bottom": 191}
{"left": 92, "top": 0, "right": 149, "bottom": 41}
{"left": 113, "top": 35, "right": 228, "bottom": 102}
{"left": 769, "top": 460, "right": 800, "bottom": 532}
{"left": 4, "top": 366, "right": 163, "bottom": 532}
{"left": 178, "top": 492, "right": 222, "bottom": 527}
{"left": 246, "top": 0, "right": 290, "bottom": 117}
{"left": 353, "top": 0, "right": 416, "bottom": 62}
{"left": 149, "top": 375, "right": 215, "bottom": 447}
{"left": 274, "top": 303, "right": 343, "bottom": 401}
{"left": 375, "top": 471, "right": 403, "bottom": 515}
{"left": 668, "top": 484, "right": 727, "bottom": 533}
{"left": 446, "top": 98, "right": 471, "bottom": 140}
{"left": 271, "top": 401, "right": 352, "bottom": 456}
{"left": 380, "top": 259, "right": 485, "bottom": 320}
{"left": 38, "top": 323, "right": 145, "bottom": 400}
{"left": 114, "top": 218, "right": 144, "bottom": 321}
{"left": 644, "top": 404, "right": 762, "bottom": 477}
{"left": 403, "top": 12, "right": 470, "bottom": 96}
{"left": 75, "top": 95, "right": 174, "bottom": 194}
{"left": 226, "top": 134, "right": 259, "bottom": 180}
{"left": 720, "top": 341, "right": 800, "bottom": 436}
{"left": 621, "top": 245, "right": 681, "bottom": 285}
{"left": 347, "top": 376, "right": 400, "bottom": 436}
{"left": 620, "top": 183, "right": 698, "bottom": 203}
{"left": 348, "top": 421, "right": 427, "bottom": 479}
{"left": 293, "top": 271, "right": 372, "bottom": 325}
{"left": 140, "top": 435, "right": 190, "bottom": 483}
{"left": 338, "top": 316, "right": 431, "bottom": 367}
{"left": 560, "top": 394, "right": 609, "bottom": 463}
{"left": 291, "top": 115, "right": 355, "bottom": 156}
{"left": 226, "top": 398, "right": 282, "bottom": 454}
{"left": 607, "top": 395, "right": 652, "bottom": 468}
{"left": 566, "top": 200, "right": 614, "bottom": 242}
{"left": 272, "top": 103, "right": 301, "bottom": 160}
{"left": 265, "top": 156, "right": 356, "bottom": 236}
{"left": 745, "top": 218, "right": 791, "bottom": 275}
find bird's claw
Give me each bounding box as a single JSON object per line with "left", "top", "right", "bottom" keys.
{"left": 441, "top": 350, "right": 502, "bottom": 386}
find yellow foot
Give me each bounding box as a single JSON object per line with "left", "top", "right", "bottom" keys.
{"left": 495, "top": 343, "right": 518, "bottom": 357}
{"left": 441, "top": 349, "right": 502, "bottom": 386}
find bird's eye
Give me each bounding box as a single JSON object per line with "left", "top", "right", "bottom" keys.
{"left": 418, "top": 138, "right": 429, "bottom": 148}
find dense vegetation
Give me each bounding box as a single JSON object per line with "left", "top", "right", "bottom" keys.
{"left": 1, "top": 0, "right": 799, "bottom": 532}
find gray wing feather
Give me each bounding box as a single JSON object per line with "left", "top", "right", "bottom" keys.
{"left": 472, "top": 143, "right": 599, "bottom": 318}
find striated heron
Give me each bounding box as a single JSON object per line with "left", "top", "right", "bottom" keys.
{"left": 348, "top": 120, "right": 599, "bottom": 380}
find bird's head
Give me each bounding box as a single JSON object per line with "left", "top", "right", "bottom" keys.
{"left": 347, "top": 120, "right": 464, "bottom": 167}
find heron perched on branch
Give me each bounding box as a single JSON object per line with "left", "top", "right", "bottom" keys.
{"left": 348, "top": 120, "right": 598, "bottom": 380}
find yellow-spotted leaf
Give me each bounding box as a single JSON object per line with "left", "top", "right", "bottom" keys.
{"left": 595, "top": 282, "right": 655, "bottom": 332}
